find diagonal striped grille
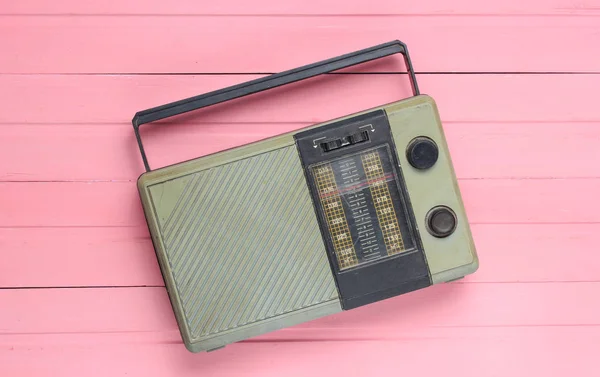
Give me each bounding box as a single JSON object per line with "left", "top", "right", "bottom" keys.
{"left": 149, "top": 146, "right": 338, "bottom": 340}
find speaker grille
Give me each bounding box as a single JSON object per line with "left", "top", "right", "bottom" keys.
{"left": 148, "top": 146, "right": 338, "bottom": 341}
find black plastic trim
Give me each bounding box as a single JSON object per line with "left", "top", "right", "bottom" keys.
{"left": 295, "top": 110, "right": 431, "bottom": 310}
{"left": 132, "top": 40, "right": 420, "bottom": 172}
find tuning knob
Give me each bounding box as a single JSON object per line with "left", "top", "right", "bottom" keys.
{"left": 406, "top": 136, "right": 438, "bottom": 170}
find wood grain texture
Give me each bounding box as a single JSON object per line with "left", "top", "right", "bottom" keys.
{"left": 1, "top": 178, "right": 598, "bottom": 227}
{"left": 2, "top": 74, "right": 599, "bottom": 125}
{"left": 3, "top": 0, "right": 600, "bottom": 15}
{"left": 1, "top": 224, "right": 598, "bottom": 288}
{"left": 1, "top": 122, "right": 599, "bottom": 181}
{"left": 1, "top": 16, "right": 599, "bottom": 73}
{"left": 2, "top": 283, "right": 599, "bottom": 334}
{"left": 2, "top": 327, "right": 598, "bottom": 377}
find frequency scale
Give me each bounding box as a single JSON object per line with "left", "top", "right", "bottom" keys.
{"left": 132, "top": 40, "right": 479, "bottom": 352}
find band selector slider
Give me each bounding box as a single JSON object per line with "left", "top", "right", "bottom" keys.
{"left": 321, "top": 130, "right": 370, "bottom": 152}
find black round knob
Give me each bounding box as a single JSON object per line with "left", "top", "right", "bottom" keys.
{"left": 426, "top": 206, "right": 457, "bottom": 238}
{"left": 406, "top": 137, "right": 438, "bottom": 170}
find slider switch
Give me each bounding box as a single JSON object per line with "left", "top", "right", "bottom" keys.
{"left": 320, "top": 130, "right": 370, "bottom": 152}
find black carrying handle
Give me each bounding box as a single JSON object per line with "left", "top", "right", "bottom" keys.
{"left": 132, "top": 40, "right": 420, "bottom": 172}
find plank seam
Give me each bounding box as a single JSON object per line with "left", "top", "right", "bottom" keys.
{"left": 2, "top": 13, "right": 600, "bottom": 17}
{"left": 1, "top": 281, "right": 599, "bottom": 291}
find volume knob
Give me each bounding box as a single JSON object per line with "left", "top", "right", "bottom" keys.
{"left": 426, "top": 206, "right": 457, "bottom": 238}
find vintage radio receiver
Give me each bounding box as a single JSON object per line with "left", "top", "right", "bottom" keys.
{"left": 132, "top": 41, "right": 478, "bottom": 352}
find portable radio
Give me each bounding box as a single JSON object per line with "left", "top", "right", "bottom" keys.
{"left": 132, "top": 41, "right": 479, "bottom": 353}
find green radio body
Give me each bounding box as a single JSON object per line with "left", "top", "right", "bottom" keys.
{"left": 133, "top": 41, "right": 478, "bottom": 352}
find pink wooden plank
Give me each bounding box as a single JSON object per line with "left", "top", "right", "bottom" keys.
{"left": 0, "top": 227, "right": 163, "bottom": 287}
{"left": 0, "top": 325, "right": 594, "bottom": 346}
{"left": 1, "top": 16, "right": 599, "bottom": 73}
{"left": 4, "top": 0, "right": 600, "bottom": 15}
{"left": 1, "top": 327, "right": 599, "bottom": 377}
{"left": 2, "top": 122, "right": 599, "bottom": 182}
{"left": 471, "top": 224, "right": 600, "bottom": 283}
{"left": 1, "top": 179, "right": 597, "bottom": 227}
{"left": 1, "top": 224, "right": 598, "bottom": 288}
{"left": 1, "top": 74, "right": 599, "bottom": 124}
{"left": 1, "top": 283, "right": 598, "bottom": 335}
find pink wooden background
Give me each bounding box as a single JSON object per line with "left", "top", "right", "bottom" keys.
{"left": 1, "top": 1, "right": 600, "bottom": 375}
